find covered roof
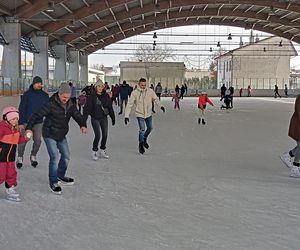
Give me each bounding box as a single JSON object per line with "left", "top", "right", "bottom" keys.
{"left": 1, "top": 0, "right": 300, "bottom": 55}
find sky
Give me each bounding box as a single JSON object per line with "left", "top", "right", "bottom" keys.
{"left": 88, "top": 25, "right": 300, "bottom": 69}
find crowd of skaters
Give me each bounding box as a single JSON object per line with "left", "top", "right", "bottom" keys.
{"left": 0, "top": 76, "right": 297, "bottom": 201}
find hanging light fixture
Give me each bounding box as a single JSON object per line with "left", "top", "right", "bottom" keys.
{"left": 279, "top": 40, "right": 283, "bottom": 47}
{"left": 153, "top": 32, "right": 157, "bottom": 39}
{"left": 227, "top": 33, "right": 232, "bottom": 40}
{"left": 153, "top": 40, "right": 156, "bottom": 46}
{"left": 46, "top": 1, "right": 55, "bottom": 12}
{"left": 217, "top": 41, "right": 221, "bottom": 47}
{"left": 263, "top": 47, "right": 266, "bottom": 52}
{"left": 209, "top": 47, "right": 213, "bottom": 52}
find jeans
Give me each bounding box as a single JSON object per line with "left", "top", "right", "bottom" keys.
{"left": 137, "top": 116, "right": 153, "bottom": 143}
{"left": 91, "top": 117, "right": 108, "bottom": 151}
{"left": 44, "top": 137, "right": 70, "bottom": 185}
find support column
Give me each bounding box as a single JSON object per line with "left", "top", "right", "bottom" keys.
{"left": 53, "top": 43, "right": 67, "bottom": 81}
{"left": 68, "top": 49, "right": 79, "bottom": 83}
{"left": 79, "top": 53, "right": 88, "bottom": 84}
{"left": 32, "top": 33, "right": 49, "bottom": 82}
{"left": 0, "top": 21, "right": 21, "bottom": 81}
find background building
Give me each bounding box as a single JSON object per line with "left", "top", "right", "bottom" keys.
{"left": 119, "top": 61, "right": 185, "bottom": 89}
{"left": 216, "top": 36, "right": 297, "bottom": 90}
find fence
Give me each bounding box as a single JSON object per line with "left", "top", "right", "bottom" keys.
{"left": 0, "top": 77, "right": 89, "bottom": 96}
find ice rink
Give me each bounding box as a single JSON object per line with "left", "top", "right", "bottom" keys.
{"left": 1, "top": 96, "right": 300, "bottom": 250}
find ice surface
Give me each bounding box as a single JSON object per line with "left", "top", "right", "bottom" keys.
{"left": 1, "top": 97, "right": 300, "bottom": 250}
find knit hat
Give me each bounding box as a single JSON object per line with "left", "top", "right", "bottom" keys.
{"left": 58, "top": 82, "right": 71, "bottom": 94}
{"left": 32, "top": 76, "right": 43, "bottom": 85}
{"left": 2, "top": 106, "right": 19, "bottom": 121}
{"left": 94, "top": 79, "right": 105, "bottom": 88}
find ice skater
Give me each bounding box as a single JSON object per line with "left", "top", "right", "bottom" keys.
{"left": 280, "top": 95, "right": 300, "bottom": 177}
{"left": 172, "top": 91, "right": 180, "bottom": 110}
{"left": 198, "top": 91, "right": 214, "bottom": 125}
{"left": 26, "top": 82, "right": 87, "bottom": 194}
{"left": 83, "top": 79, "right": 115, "bottom": 160}
{"left": 124, "top": 78, "right": 165, "bottom": 154}
{"left": 220, "top": 90, "right": 232, "bottom": 110}
{"left": 0, "top": 106, "right": 30, "bottom": 201}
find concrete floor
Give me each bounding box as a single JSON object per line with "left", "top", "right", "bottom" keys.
{"left": 1, "top": 97, "right": 300, "bottom": 250}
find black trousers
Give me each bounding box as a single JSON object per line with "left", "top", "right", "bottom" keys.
{"left": 91, "top": 117, "right": 108, "bottom": 151}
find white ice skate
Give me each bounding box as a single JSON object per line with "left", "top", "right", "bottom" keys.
{"left": 290, "top": 165, "right": 300, "bottom": 178}
{"left": 99, "top": 149, "right": 109, "bottom": 159}
{"left": 6, "top": 186, "right": 21, "bottom": 202}
{"left": 280, "top": 152, "right": 293, "bottom": 169}
{"left": 92, "top": 150, "right": 98, "bottom": 161}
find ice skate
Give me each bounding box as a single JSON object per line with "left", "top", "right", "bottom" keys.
{"left": 49, "top": 183, "right": 62, "bottom": 194}
{"left": 30, "top": 155, "right": 38, "bottom": 168}
{"left": 16, "top": 156, "right": 23, "bottom": 169}
{"left": 58, "top": 176, "right": 74, "bottom": 186}
{"left": 6, "top": 186, "right": 21, "bottom": 202}
{"left": 139, "top": 143, "right": 145, "bottom": 155}
{"left": 99, "top": 149, "right": 109, "bottom": 159}
{"left": 280, "top": 152, "right": 293, "bottom": 168}
{"left": 290, "top": 165, "right": 300, "bottom": 178}
{"left": 143, "top": 139, "right": 149, "bottom": 149}
{"left": 92, "top": 150, "right": 98, "bottom": 161}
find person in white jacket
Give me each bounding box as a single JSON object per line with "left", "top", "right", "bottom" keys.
{"left": 124, "top": 78, "right": 165, "bottom": 154}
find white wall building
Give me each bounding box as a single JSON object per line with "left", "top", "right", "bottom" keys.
{"left": 119, "top": 61, "right": 185, "bottom": 89}
{"left": 216, "top": 36, "right": 297, "bottom": 89}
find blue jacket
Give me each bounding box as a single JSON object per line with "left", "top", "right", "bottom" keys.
{"left": 19, "top": 85, "right": 49, "bottom": 125}
{"left": 119, "top": 83, "right": 130, "bottom": 99}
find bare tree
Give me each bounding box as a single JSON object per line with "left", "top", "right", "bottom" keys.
{"left": 132, "top": 44, "right": 176, "bottom": 62}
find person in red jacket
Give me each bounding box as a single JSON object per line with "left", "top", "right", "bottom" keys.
{"left": 0, "top": 106, "right": 29, "bottom": 201}
{"left": 197, "top": 91, "right": 214, "bottom": 125}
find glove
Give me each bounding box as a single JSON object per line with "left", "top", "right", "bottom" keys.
{"left": 112, "top": 119, "right": 115, "bottom": 126}
{"left": 125, "top": 117, "right": 129, "bottom": 125}
{"left": 161, "top": 106, "right": 165, "bottom": 113}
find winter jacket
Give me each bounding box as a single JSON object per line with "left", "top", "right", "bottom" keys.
{"left": 19, "top": 84, "right": 49, "bottom": 125}
{"left": 125, "top": 86, "right": 161, "bottom": 119}
{"left": 119, "top": 83, "right": 130, "bottom": 100}
{"left": 198, "top": 96, "right": 214, "bottom": 109}
{"left": 0, "top": 121, "right": 27, "bottom": 162}
{"left": 154, "top": 85, "right": 162, "bottom": 94}
{"left": 288, "top": 95, "right": 300, "bottom": 141}
{"left": 220, "top": 94, "right": 232, "bottom": 104}
{"left": 83, "top": 92, "right": 115, "bottom": 123}
{"left": 26, "top": 92, "right": 86, "bottom": 141}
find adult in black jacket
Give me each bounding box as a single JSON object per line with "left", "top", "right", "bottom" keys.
{"left": 84, "top": 79, "right": 115, "bottom": 160}
{"left": 26, "top": 82, "right": 87, "bottom": 195}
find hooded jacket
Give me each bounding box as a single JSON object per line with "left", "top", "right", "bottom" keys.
{"left": 288, "top": 95, "right": 300, "bottom": 141}
{"left": 19, "top": 84, "right": 49, "bottom": 125}
{"left": 198, "top": 95, "right": 214, "bottom": 109}
{"left": 0, "top": 121, "right": 27, "bottom": 162}
{"left": 26, "top": 93, "right": 86, "bottom": 141}
{"left": 83, "top": 92, "right": 115, "bottom": 123}
{"left": 125, "top": 86, "right": 161, "bottom": 119}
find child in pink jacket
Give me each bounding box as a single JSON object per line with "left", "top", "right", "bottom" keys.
{"left": 0, "top": 106, "right": 29, "bottom": 201}
{"left": 172, "top": 92, "right": 180, "bottom": 110}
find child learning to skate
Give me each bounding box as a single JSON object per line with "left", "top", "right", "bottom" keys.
{"left": 198, "top": 91, "right": 214, "bottom": 125}
{"left": 172, "top": 91, "right": 181, "bottom": 110}
{"left": 0, "top": 106, "right": 30, "bottom": 201}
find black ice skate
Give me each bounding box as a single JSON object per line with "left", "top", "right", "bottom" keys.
{"left": 143, "top": 139, "right": 149, "bottom": 149}
{"left": 30, "top": 155, "right": 38, "bottom": 168}
{"left": 58, "top": 176, "right": 75, "bottom": 186}
{"left": 139, "top": 142, "right": 145, "bottom": 154}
